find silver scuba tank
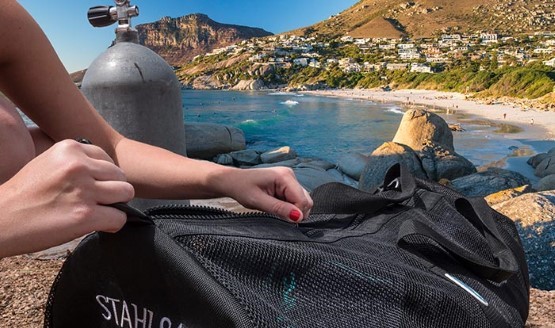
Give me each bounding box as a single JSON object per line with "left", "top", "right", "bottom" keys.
{"left": 81, "top": 0, "right": 188, "bottom": 209}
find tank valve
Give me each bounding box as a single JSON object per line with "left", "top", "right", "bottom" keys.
{"left": 87, "top": 0, "right": 139, "bottom": 32}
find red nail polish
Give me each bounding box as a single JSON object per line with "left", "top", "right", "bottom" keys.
{"left": 289, "top": 210, "right": 302, "bottom": 222}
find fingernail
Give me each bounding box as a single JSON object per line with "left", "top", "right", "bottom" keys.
{"left": 289, "top": 209, "right": 302, "bottom": 222}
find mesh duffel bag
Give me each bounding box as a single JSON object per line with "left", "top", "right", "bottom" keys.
{"left": 44, "top": 164, "right": 529, "bottom": 328}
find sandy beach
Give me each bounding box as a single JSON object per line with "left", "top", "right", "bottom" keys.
{"left": 304, "top": 89, "right": 555, "bottom": 142}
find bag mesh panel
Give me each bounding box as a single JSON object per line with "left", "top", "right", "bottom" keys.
{"left": 175, "top": 233, "right": 492, "bottom": 328}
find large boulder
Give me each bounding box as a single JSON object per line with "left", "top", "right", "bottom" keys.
{"left": 192, "top": 75, "right": 224, "bottom": 90}
{"left": 293, "top": 167, "right": 339, "bottom": 192}
{"left": 185, "top": 123, "right": 246, "bottom": 160}
{"left": 359, "top": 142, "right": 427, "bottom": 191}
{"left": 228, "top": 149, "right": 261, "bottom": 166}
{"left": 260, "top": 146, "right": 297, "bottom": 164}
{"left": 527, "top": 153, "right": 550, "bottom": 168}
{"left": 535, "top": 155, "right": 555, "bottom": 178}
{"left": 336, "top": 152, "right": 370, "bottom": 181}
{"left": 232, "top": 79, "right": 265, "bottom": 91}
{"left": 390, "top": 109, "right": 475, "bottom": 181}
{"left": 535, "top": 174, "right": 555, "bottom": 191}
{"left": 484, "top": 185, "right": 532, "bottom": 206}
{"left": 450, "top": 168, "right": 530, "bottom": 197}
{"left": 296, "top": 159, "right": 336, "bottom": 171}
{"left": 392, "top": 109, "right": 454, "bottom": 152}
{"left": 419, "top": 141, "right": 476, "bottom": 180}
{"left": 326, "top": 168, "right": 359, "bottom": 188}
{"left": 253, "top": 158, "right": 301, "bottom": 169}
{"left": 492, "top": 191, "right": 555, "bottom": 290}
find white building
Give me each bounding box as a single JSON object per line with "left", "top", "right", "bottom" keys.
{"left": 386, "top": 63, "right": 408, "bottom": 70}
{"left": 293, "top": 58, "right": 309, "bottom": 66}
{"left": 544, "top": 58, "right": 555, "bottom": 67}
{"left": 379, "top": 44, "right": 396, "bottom": 50}
{"left": 480, "top": 33, "right": 498, "bottom": 44}
{"left": 398, "top": 43, "right": 415, "bottom": 49}
{"left": 411, "top": 63, "right": 433, "bottom": 73}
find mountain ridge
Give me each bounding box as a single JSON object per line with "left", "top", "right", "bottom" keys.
{"left": 136, "top": 13, "right": 273, "bottom": 66}
{"left": 291, "top": 0, "right": 555, "bottom": 38}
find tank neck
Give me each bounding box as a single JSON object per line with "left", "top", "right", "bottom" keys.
{"left": 115, "top": 29, "right": 139, "bottom": 44}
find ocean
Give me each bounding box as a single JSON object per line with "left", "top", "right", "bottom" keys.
{"left": 183, "top": 90, "right": 529, "bottom": 169}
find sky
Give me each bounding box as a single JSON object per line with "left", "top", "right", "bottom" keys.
{"left": 18, "top": 0, "right": 358, "bottom": 72}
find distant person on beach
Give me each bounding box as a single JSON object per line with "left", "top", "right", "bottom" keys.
{"left": 503, "top": 113, "right": 507, "bottom": 119}
{"left": 0, "top": 1, "right": 312, "bottom": 258}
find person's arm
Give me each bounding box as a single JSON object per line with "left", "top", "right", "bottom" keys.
{"left": 0, "top": 1, "right": 312, "bottom": 219}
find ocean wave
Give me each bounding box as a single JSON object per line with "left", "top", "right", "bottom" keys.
{"left": 269, "top": 91, "right": 296, "bottom": 96}
{"left": 295, "top": 94, "right": 305, "bottom": 97}
{"left": 386, "top": 107, "right": 404, "bottom": 115}
{"left": 280, "top": 100, "right": 299, "bottom": 106}
{"left": 241, "top": 119, "right": 258, "bottom": 124}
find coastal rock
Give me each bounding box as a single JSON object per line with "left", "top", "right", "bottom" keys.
{"left": 253, "top": 158, "right": 301, "bottom": 169}
{"left": 260, "top": 146, "right": 297, "bottom": 164}
{"left": 535, "top": 155, "right": 555, "bottom": 178}
{"left": 214, "top": 153, "right": 234, "bottom": 166}
{"left": 359, "top": 142, "right": 427, "bottom": 191}
{"left": 535, "top": 174, "right": 555, "bottom": 191}
{"left": 388, "top": 109, "right": 474, "bottom": 181}
{"left": 296, "top": 159, "right": 336, "bottom": 171}
{"left": 336, "top": 152, "right": 370, "bottom": 181}
{"left": 326, "top": 168, "right": 359, "bottom": 188}
{"left": 548, "top": 147, "right": 555, "bottom": 155}
{"left": 185, "top": 123, "right": 246, "bottom": 160}
{"left": 492, "top": 191, "right": 555, "bottom": 290}
{"left": 392, "top": 109, "right": 454, "bottom": 152}
{"left": 229, "top": 149, "right": 261, "bottom": 166}
{"left": 419, "top": 141, "right": 477, "bottom": 180}
{"left": 293, "top": 167, "right": 339, "bottom": 192}
{"left": 527, "top": 153, "right": 549, "bottom": 168}
{"left": 450, "top": 168, "right": 530, "bottom": 197}
{"left": 232, "top": 79, "right": 265, "bottom": 91}
{"left": 192, "top": 75, "right": 224, "bottom": 90}
{"left": 484, "top": 185, "right": 532, "bottom": 206}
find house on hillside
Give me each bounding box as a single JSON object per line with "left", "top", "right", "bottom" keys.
{"left": 410, "top": 63, "right": 433, "bottom": 73}
{"left": 293, "top": 58, "right": 309, "bottom": 67}
{"left": 544, "top": 58, "right": 555, "bottom": 67}
{"left": 386, "top": 63, "right": 408, "bottom": 71}
{"left": 480, "top": 33, "right": 498, "bottom": 44}
{"left": 379, "top": 44, "right": 396, "bottom": 50}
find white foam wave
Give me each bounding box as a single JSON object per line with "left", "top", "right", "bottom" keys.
{"left": 242, "top": 119, "right": 258, "bottom": 124}
{"left": 386, "top": 107, "right": 404, "bottom": 115}
{"left": 269, "top": 91, "right": 295, "bottom": 96}
{"left": 280, "top": 100, "right": 299, "bottom": 106}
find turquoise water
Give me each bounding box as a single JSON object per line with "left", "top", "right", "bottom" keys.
{"left": 182, "top": 90, "right": 525, "bottom": 166}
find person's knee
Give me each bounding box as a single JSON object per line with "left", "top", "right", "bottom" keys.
{"left": 0, "top": 97, "right": 35, "bottom": 183}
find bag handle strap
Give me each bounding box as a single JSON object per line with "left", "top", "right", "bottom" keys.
{"left": 311, "top": 164, "right": 417, "bottom": 214}
{"left": 397, "top": 198, "right": 519, "bottom": 283}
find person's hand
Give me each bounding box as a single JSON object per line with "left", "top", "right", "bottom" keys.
{"left": 0, "top": 140, "right": 134, "bottom": 258}
{"left": 213, "top": 167, "right": 313, "bottom": 222}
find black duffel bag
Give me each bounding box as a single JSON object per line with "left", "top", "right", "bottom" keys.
{"left": 44, "top": 164, "right": 529, "bottom": 328}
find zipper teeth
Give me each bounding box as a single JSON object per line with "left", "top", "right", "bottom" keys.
{"left": 145, "top": 204, "right": 281, "bottom": 221}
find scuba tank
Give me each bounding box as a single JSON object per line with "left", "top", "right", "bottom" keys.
{"left": 82, "top": 0, "right": 188, "bottom": 209}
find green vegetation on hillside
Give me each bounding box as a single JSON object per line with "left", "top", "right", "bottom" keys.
{"left": 284, "top": 63, "right": 555, "bottom": 100}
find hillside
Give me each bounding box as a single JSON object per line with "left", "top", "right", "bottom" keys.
{"left": 292, "top": 0, "right": 555, "bottom": 38}
{"left": 136, "top": 14, "right": 273, "bottom": 66}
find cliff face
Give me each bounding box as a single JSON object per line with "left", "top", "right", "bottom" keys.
{"left": 137, "top": 14, "right": 273, "bottom": 66}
